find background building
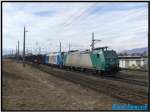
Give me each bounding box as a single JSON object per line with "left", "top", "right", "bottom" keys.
{"left": 118, "top": 56, "right": 148, "bottom": 70}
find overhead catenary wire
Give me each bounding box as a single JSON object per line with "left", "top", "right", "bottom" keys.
{"left": 61, "top": 3, "right": 96, "bottom": 28}
{"left": 40, "top": 3, "right": 96, "bottom": 53}
{"left": 18, "top": 4, "right": 97, "bottom": 55}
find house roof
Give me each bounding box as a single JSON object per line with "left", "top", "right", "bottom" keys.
{"left": 118, "top": 56, "right": 142, "bottom": 59}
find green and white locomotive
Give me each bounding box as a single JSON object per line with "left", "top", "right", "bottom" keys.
{"left": 63, "top": 47, "right": 119, "bottom": 73}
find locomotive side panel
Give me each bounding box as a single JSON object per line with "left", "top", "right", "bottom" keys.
{"left": 48, "top": 55, "right": 57, "bottom": 65}
{"left": 64, "top": 52, "right": 93, "bottom": 69}
{"left": 90, "top": 52, "right": 106, "bottom": 71}
{"left": 65, "top": 53, "right": 80, "bottom": 67}
{"left": 48, "top": 53, "right": 63, "bottom": 65}
{"left": 79, "top": 53, "right": 93, "bottom": 68}
{"left": 44, "top": 55, "right": 49, "bottom": 64}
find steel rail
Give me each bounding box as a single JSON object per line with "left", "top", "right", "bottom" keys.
{"left": 28, "top": 63, "right": 148, "bottom": 105}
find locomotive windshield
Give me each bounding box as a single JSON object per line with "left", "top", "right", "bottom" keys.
{"left": 104, "top": 51, "right": 118, "bottom": 59}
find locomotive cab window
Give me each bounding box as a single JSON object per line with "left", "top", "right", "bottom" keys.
{"left": 97, "top": 54, "right": 99, "bottom": 58}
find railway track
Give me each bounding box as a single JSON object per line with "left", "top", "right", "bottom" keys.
{"left": 51, "top": 64, "right": 148, "bottom": 87}
{"left": 28, "top": 63, "right": 148, "bottom": 105}
{"left": 43, "top": 64, "right": 148, "bottom": 87}
{"left": 120, "top": 68, "right": 148, "bottom": 72}
{"left": 64, "top": 69, "right": 148, "bottom": 87}
{"left": 103, "top": 76, "right": 148, "bottom": 87}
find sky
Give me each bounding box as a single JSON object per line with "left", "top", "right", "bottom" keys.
{"left": 3, "top": 2, "right": 148, "bottom": 54}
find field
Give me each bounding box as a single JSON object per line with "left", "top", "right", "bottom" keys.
{"left": 2, "top": 59, "right": 126, "bottom": 110}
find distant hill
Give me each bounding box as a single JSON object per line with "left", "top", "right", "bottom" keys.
{"left": 120, "top": 47, "right": 148, "bottom": 54}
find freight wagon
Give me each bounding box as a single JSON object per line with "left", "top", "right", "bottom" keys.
{"left": 25, "top": 54, "right": 45, "bottom": 64}
{"left": 44, "top": 52, "right": 64, "bottom": 67}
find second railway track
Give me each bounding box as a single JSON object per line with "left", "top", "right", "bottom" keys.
{"left": 28, "top": 63, "right": 148, "bottom": 105}
{"left": 103, "top": 76, "right": 148, "bottom": 87}
{"left": 62, "top": 69, "right": 148, "bottom": 87}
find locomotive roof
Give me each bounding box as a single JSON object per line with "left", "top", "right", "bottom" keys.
{"left": 93, "top": 46, "right": 108, "bottom": 50}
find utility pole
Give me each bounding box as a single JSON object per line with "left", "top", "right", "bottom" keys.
{"left": 23, "top": 26, "right": 28, "bottom": 67}
{"left": 60, "top": 41, "right": 61, "bottom": 52}
{"left": 10, "top": 50, "right": 12, "bottom": 56}
{"left": 12, "top": 50, "right": 13, "bottom": 56}
{"left": 16, "top": 45, "right": 17, "bottom": 59}
{"left": 91, "top": 32, "right": 94, "bottom": 52}
{"left": 31, "top": 48, "right": 32, "bottom": 54}
{"left": 18, "top": 40, "right": 19, "bottom": 61}
{"left": 90, "top": 32, "right": 101, "bottom": 52}
{"left": 26, "top": 48, "right": 28, "bottom": 55}
{"left": 36, "top": 42, "right": 38, "bottom": 54}
{"left": 69, "top": 43, "right": 71, "bottom": 51}
{"left": 39, "top": 47, "right": 41, "bottom": 54}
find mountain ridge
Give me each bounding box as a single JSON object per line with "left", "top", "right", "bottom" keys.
{"left": 119, "top": 47, "right": 148, "bottom": 54}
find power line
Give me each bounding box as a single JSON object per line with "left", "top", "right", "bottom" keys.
{"left": 61, "top": 3, "right": 96, "bottom": 28}
{"left": 38, "top": 4, "right": 95, "bottom": 50}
